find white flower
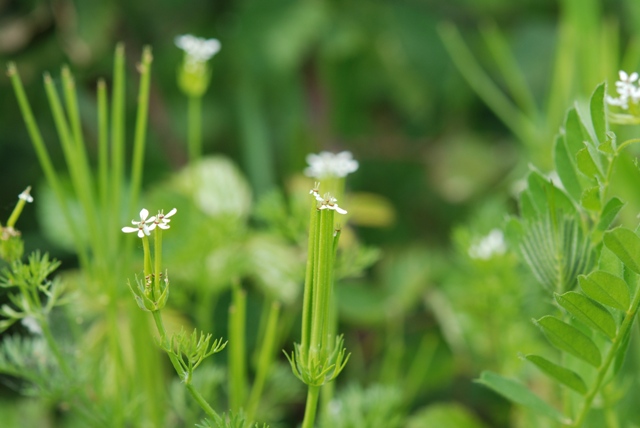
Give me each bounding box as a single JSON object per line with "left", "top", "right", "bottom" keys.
{"left": 154, "top": 208, "right": 177, "bottom": 230}
{"left": 316, "top": 193, "right": 347, "bottom": 215}
{"left": 175, "top": 34, "right": 221, "bottom": 63}
{"left": 122, "top": 208, "right": 157, "bottom": 238}
{"left": 304, "top": 151, "right": 359, "bottom": 178}
{"left": 607, "top": 70, "right": 640, "bottom": 110}
{"left": 18, "top": 187, "right": 33, "bottom": 203}
{"left": 468, "top": 229, "right": 506, "bottom": 260}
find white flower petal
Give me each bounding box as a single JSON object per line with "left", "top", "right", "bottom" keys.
{"left": 140, "top": 208, "right": 149, "bottom": 221}
{"left": 137, "top": 229, "right": 145, "bottom": 238}
{"left": 122, "top": 226, "right": 138, "bottom": 234}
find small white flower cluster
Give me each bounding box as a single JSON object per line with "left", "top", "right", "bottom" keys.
{"left": 304, "top": 151, "right": 359, "bottom": 179}
{"left": 468, "top": 229, "right": 506, "bottom": 260}
{"left": 122, "top": 208, "right": 177, "bottom": 238}
{"left": 18, "top": 187, "right": 33, "bottom": 203}
{"left": 606, "top": 71, "right": 640, "bottom": 110}
{"left": 310, "top": 185, "right": 347, "bottom": 215}
{"left": 175, "top": 34, "right": 221, "bottom": 63}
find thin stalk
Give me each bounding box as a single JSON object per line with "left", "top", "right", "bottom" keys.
{"left": 151, "top": 310, "right": 220, "bottom": 420}
{"left": 572, "top": 284, "right": 640, "bottom": 427}
{"left": 188, "top": 95, "right": 202, "bottom": 163}
{"left": 40, "top": 320, "right": 72, "bottom": 379}
{"left": 153, "top": 228, "right": 162, "bottom": 299}
{"left": 44, "top": 74, "right": 104, "bottom": 260}
{"left": 97, "top": 79, "right": 109, "bottom": 219}
{"left": 7, "top": 64, "right": 89, "bottom": 268}
{"left": 110, "top": 43, "right": 126, "bottom": 250}
{"left": 438, "top": 23, "right": 539, "bottom": 151}
{"left": 128, "top": 46, "right": 153, "bottom": 215}
{"left": 246, "top": 300, "right": 281, "bottom": 423}
{"left": 301, "top": 385, "right": 321, "bottom": 428}
{"left": 228, "top": 283, "right": 247, "bottom": 412}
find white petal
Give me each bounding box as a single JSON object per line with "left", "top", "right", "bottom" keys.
{"left": 137, "top": 229, "right": 145, "bottom": 238}
{"left": 631, "top": 72, "right": 639, "bottom": 82}
{"left": 122, "top": 226, "right": 138, "bottom": 234}
{"left": 147, "top": 223, "right": 157, "bottom": 231}
{"left": 140, "top": 208, "right": 149, "bottom": 221}
{"left": 334, "top": 206, "right": 347, "bottom": 215}
{"left": 158, "top": 223, "right": 170, "bottom": 229}
{"left": 165, "top": 208, "right": 177, "bottom": 218}
{"left": 146, "top": 216, "right": 157, "bottom": 224}
{"left": 620, "top": 70, "right": 629, "bottom": 81}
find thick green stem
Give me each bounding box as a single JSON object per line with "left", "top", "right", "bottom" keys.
{"left": 302, "top": 385, "right": 321, "bottom": 428}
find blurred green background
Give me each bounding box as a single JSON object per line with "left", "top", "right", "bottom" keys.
{"left": 3, "top": 0, "right": 640, "bottom": 426}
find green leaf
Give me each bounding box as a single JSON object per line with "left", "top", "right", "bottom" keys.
{"left": 576, "top": 148, "right": 601, "bottom": 178}
{"left": 555, "top": 291, "right": 617, "bottom": 339}
{"left": 579, "top": 271, "right": 630, "bottom": 311}
{"left": 597, "top": 197, "right": 624, "bottom": 231}
{"left": 563, "top": 107, "right": 585, "bottom": 154}
{"left": 590, "top": 83, "right": 607, "bottom": 145}
{"left": 580, "top": 186, "right": 600, "bottom": 211}
{"left": 475, "top": 371, "right": 569, "bottom": 424}
{"left": 524, "top": 354, "right": 587, "bottom": 395}
{"left": 534, "top": 316, "right": 601, "bottom": 367}
{"left": 554, "top": 135, "right": 582, "bottom": 202}
{"left": 603, "top": 227, "right": 640, "bottom": 274}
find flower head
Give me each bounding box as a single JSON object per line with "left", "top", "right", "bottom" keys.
{"left": 175, "top": 34, "right": 221, "bottom": 64}
{"left": 304, "top": 151, "right": 359, "bottom": 179}
{"left": 311, "top": 190, "right": 347, "bottom": 215}
{"left": 606, "top": 70, "right": 640, "bottom": 110}
{"left": 122, "top": 208, "right": 157, "bottom": 238}
{"left": 153, "top": 208, "right": 177, "bottom": 230}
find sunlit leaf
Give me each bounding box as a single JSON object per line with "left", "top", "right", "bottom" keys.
{"left": 475, "top": 371, "right": 569, "bottom": 424}
{"left": 578, "top": 271, "right": 630, "bottom": 311}
{"left": 603, "top": 227, "right": 640, "bottom": 274}
{"left": 524, "top": 354, "right": 587, "bottom": 395}
{"left": 534, "top": 316, "right": 601, "bottom": 367}
{"left": 555, "top": 291, "right": 616, "bottom": 339}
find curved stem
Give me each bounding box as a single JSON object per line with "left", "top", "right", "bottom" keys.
{"left": 573, "top": 284, "right": 640, "bottom": 426}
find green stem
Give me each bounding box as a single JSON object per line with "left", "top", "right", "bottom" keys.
{"left": 228, "top": 282, "right": 247, "bottom": 412}
{"left": 110, "top": 43, "right": 126, "bottom": 252}
{"left": 301, "top": 385, "right": 321, "bottom": 428}
{"left": 97, "top": 79, "right": 110, "bottom": 218}
{"left": 128, "top": 46, "right": 153, "bottom": 216}
{"left": 7, "top": 63, "right": 89, "bottom": 269}
{"left": 572, "top": 283, "right": 640, "bottom": 427}
{"left": 188, "top": 95, "right": 202, "bottom": 163}
{"left": 246, "top": 300, "right": 280, "bottom": 423}
{"left": 153, "top": 228, "right": 162, "bottom": 299}
{"left": 40, "top": 319, "right": 72, "bottom": 378}
{"left": 151, "top": 310, "right": 220, "bottom": 420}
{"left": 301, "top": 201, "right": 318, "bottom": 353}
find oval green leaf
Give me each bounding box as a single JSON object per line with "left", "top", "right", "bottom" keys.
{"left": 576, "top": 147, "right": 601, "bottom": 179}
{"left": 603, "top": 227, "right": 640, "bottom": 274}
{"left": 476, "top": 371, "right": 569, "bottom": 424}
{"left": 534, "top": 316, "right": 601, "bottom": 367}
{"left": 554, "top": 134, "right": 582, "bottom": 202}
{"left": 555, "top": 291, "right": 616, "bottom": 339}
{"left": 524, "top": 354, "right": 587, "bottom": 395}
{"left": 578, "top": 271, "right": 629, "bottom": 311}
